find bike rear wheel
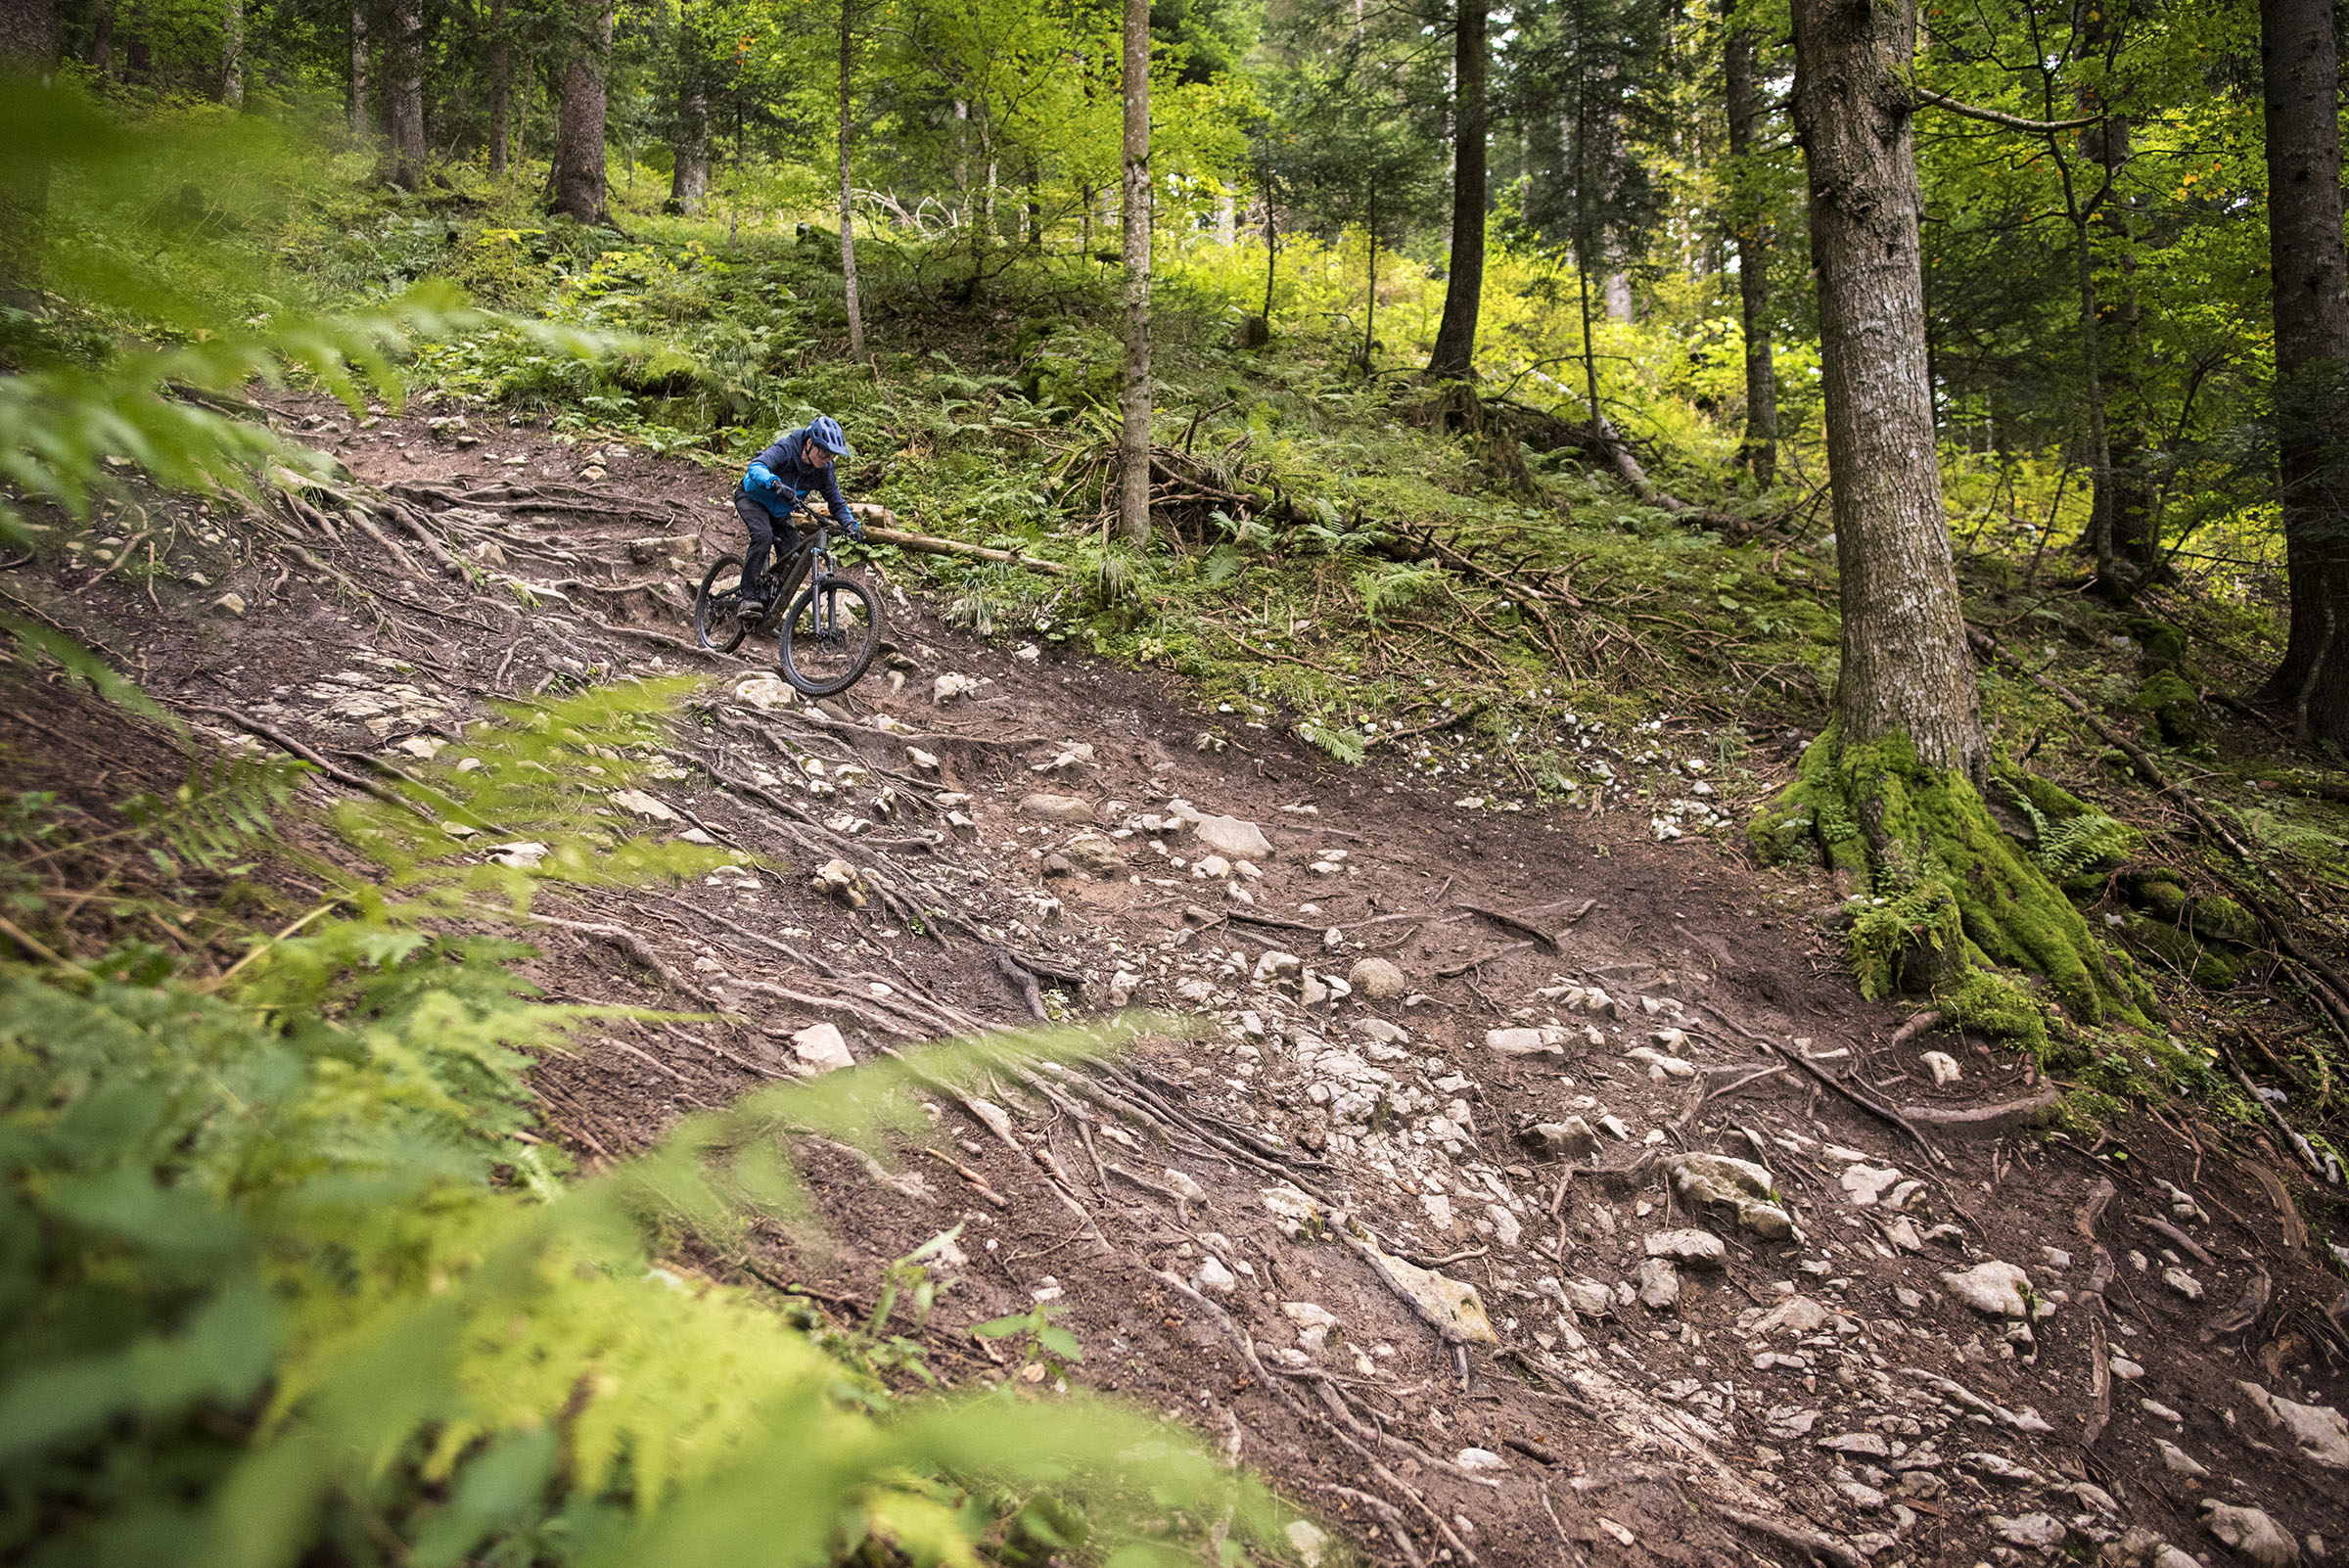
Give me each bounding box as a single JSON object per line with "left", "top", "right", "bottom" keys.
{"left": 693, "top": 554, "right": 751, "bottom": 654}
{"left": 779, "top": 573, "right": 882, "bottom": 696}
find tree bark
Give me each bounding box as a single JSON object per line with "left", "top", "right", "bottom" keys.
{"left": 838, "top": 0, "right": 864, "bottom": 360}
{"left": 347, "top": 0, "right": 368, "bottom": 140}
{"left": 90, "top": 0, "right": 114, "bottom": 75}
{"left": 487, "top": 0, "right": 510, "bottom": 174}
{"left": 220, "top": 0, "right": 243, "bottom": 107}
{"left": 1426, "top": 0, "right": 1487, "bottom": 382}
{"left": 667, "top": 1, "right": 708, "bottom": 212}
{"left": 549, "top": 0, "right": 613, "bottom": 223}
{"left": 2255, "top": 0, "right": 2349, "bottom": 745}
{"left": 1724, "top": 3, "right": 1776, "bottom": 484}
{"left": 1117, "top": 0, "right": 1152, "bottom": 544}
{"left": 383, "top": 0, "right": 425, "bottom": 187}
{"left": 1791, "top": 0, "right": 1987, "bottom": 779}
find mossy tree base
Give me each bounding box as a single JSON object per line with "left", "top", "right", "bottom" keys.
{"left": 1752, "top": 722, "right": 2152, "bottom": 1032}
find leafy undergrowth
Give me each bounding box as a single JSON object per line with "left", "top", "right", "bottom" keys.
{"left": 0, "top": 678, "right": 1298, "bottom": 1568}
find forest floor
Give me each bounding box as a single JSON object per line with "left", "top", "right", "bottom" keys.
{"left": 8, "top": 392, "right": 2348, "bottom": 1568}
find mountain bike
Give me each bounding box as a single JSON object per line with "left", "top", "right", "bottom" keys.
{"left": 692, "top": 520, "right": 883, "bottom": 697}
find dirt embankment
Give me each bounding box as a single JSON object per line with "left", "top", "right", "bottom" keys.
{"left": 8, "top": 395, "right": 2346, "bottom": 1568}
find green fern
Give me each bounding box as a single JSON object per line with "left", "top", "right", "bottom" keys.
{"left": 1996, "top": 779, "right": 2135, "bottom": 880}
{"left": 118, "top": 757, "right": 303, "bottom": 873}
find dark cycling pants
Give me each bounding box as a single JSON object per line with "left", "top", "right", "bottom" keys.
{"left": 732, "top": 487, "right": 803, "bottom": 598}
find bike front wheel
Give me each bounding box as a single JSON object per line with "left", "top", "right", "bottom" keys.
{"left": 693, "top": 553, "right": 751, "bottom": 654}
{"left": 779, "top": 573, "right": 882, "bottom": 696}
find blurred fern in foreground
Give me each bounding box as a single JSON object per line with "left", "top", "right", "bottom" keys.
{"left": 0, "top": 682, "right": 1307, "bottom": 1567}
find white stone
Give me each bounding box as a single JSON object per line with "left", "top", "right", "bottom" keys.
{"left": 1636, "top": 1258, "right": 1680, "bottom": 1310}
{"left": 1839, "top": 1163, "right": 1905, "bottom": 1206}
{"left": 2239, "top": 1381, "right": 2349, "bottom": 1470}
{"left": 791, "top": 1022, "right": 854, "bottom": 1073}
{"left": 1193, "top": 813, "right": 1272, "bottom": 860}
{"left": 1940, "top": 1261, "right": 2033, "bottom": 1317}
{"left": 2163, "top": 1268, "right": 2204, "bottom": 1301}
{"left": 1992, "top": 1514, "right": 2067, "bottom": 1549}
{"left": 733, "top": 672, "right": 794, "bottom": 710}
{"left": 1920, "top": 1049, "right": 1961, "bottom": 1085}
{"left": 2203, "top": 1502, "right": 2301, "bottom": 1568}
{"left": 1350, "top": 956, "right": 1408, "bottom": 997}
{"left": 1487, "top": 1026, "right": 1572, "bottom": 1055}
{"left": 934, "top": 672, "right": 982, "bottom": 702}
{"left": 1643, "top": 1228, "right": 1727, "bottom": 1268}
{"left": 610, "top": 788, "right": 678, "bottom": 822}
{"left": 488, "top": 841, "right": 548, "bottom": 869}
{"left": 1455, "top": 1448, "right": 1508, "bottom": 1471}
{"left": 1196, "top": 1256, "right": 1237, "bottom": 1294}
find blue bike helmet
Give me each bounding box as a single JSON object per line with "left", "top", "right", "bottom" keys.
{"left": 806, "top": 414, "right": 852, "bottom": 457}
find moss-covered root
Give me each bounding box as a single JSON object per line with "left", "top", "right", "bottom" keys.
{"left": 1751, "top": 724, "right": 2149, "bottom": 1029}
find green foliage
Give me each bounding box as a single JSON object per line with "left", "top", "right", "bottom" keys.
{"left": 1758, "top": 723, "right": 2147, "bottom": 1030}
{"left": 0, "top": 681, "right": 1314, "bottom": 1568}
{"left": 118, "top": 757, "right": 304, "bottom": 874}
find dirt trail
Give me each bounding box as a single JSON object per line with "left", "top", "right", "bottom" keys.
{"left": 15, "top": 397, "right": 2349, "bottom": 1568}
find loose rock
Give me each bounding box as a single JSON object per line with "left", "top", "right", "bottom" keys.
{"left": 1643, "top": 1228, "right": 1727, "bottom": 1268}
{"left": 2202, "top": 1502, "right": 2300, "bottom": 1567}
{"left": 1348, "top": 955, "right": 1407, "bottom": 997}
{"left": 1635, "top": 1258, "right": 1681, "bottom": 1310}
{"left": 1666, "top": 1152, "right": 1797, "bottom": 1239}
{"left": 1019, "top": 793, "right": 1096, "bottom": 823}
{"left": 1940, "top": 1260, "right": 2033, "bottom": 1318}
{"left": 2238, "top": 1382, "right": 2349, "bottom": 1471}
{"left": 1193, "top": 813, "right": 1272, "bottom": 860}
{"left": 791, "top": 1023, "right": 854, "bottom": 1074}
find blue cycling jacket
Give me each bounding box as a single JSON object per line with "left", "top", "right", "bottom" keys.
{"left": 743, "top": 427, "right": 853, "bottom": 529}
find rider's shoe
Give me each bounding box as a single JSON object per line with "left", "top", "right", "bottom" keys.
{"left": 735, "top": 593, "right": 770, "bottom": 621}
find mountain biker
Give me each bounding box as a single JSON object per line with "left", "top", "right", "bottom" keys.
{"left": 734, "top": 415, "right": 863, "bottom": 614}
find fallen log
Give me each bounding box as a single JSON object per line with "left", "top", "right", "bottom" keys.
{"left": 846, "top": 505, "right": 1070, "bottom": 576}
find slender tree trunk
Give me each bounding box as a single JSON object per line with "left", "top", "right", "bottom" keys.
{"left": 2256, "top": 0, "right": 2349, "bottom": 744}
{"left": 667, "top": 2, "right": 708, "bottom": 212}
{"left": 1427, "top": 0, "right": 1488, "bottom": 382}
{"left": 91, "top": 0, "right": 114, "bottom": 74}
{"left": 383, "top": 0, "right": 425, "bottom": 187}
{"left": 549, "top": 0, "right": 612, "bottom": 222}
{"left": 1791, "top": 0, "right": 1986, "bottom": 778}
{"left": 1724, "top": 3, "right": 1777, "bottom": 484}
{"left": 220, "top": 0, "right": 242, "bottom": 107}
{"left": 1117, "top": 0, "right": 1152, "bottom": 544}
{"left": 1361, "top": 192, "right": 1378, "bottom": 371}
{"left": 487, "top": 0, "right": 510, "bottom": 174}
{"left": 1575, "top": 240, "right": 1600, "bottom": 427}
{"left": 838, "top": 0, "right": 864, "bottom": 360}
{"left": 1261, "top": 178, "right": 1276, "bottom": 321}
{"left": 2077, "top": 9, "right": 2154, "bottom": 573}
{"left": 952, "top": 99, "right": 969, "bottom": 221}
{"left": 348, "top": 0, "right": 369, "bottom": 139}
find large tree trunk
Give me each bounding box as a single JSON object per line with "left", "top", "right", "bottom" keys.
{"left": 667, "top": 2, "right": 708, "bottom": 212}
{"left": 1116, "top": 0, "right": 1151, "bottom": 544}
{"left": 220, "top": 0, "right": 243, "bottom": 107}
{"left": 90, "top": 0, "right": 114, "bottom": 75}
{"left": 487, "top": 0, "right": 510, "bottom": 174}
{"left": 838, "top": 0, "right": 864, "bottom": 360}
{"left": 1790, "top": 0, "right": 1985, "bottom": 778}
{"left": 347, "top": 0, "right": 368, "bottom": 139}
{"left": 549, "top": 0, "right": 612, "bottom": 223}
{"left": 383, "top": 0, "right": 425, "bottom": 187}
{"left": 2256, "top": 0, "right": 2349, "bottom": 745}
{"left": 1426, "top": 0, "right": 1487, "bottom": 382}
{"left": 1724, "top": 3, "right": 1776, "bottom": 485}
